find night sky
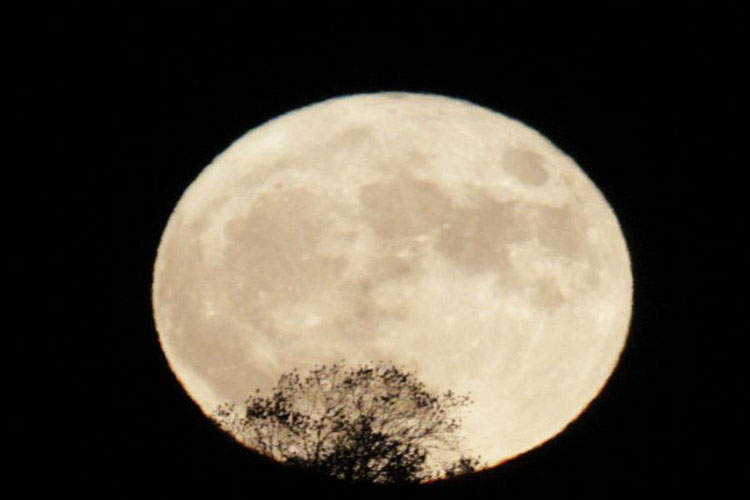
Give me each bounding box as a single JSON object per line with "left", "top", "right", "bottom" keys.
{"left": 18, "top": 3, "right": 745, "bottom": 498}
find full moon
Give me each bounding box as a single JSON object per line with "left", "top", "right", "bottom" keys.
{"left": 153, "top": 92, "right": 632, "bottom": 470}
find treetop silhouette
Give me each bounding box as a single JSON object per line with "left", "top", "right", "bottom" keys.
{"left": 212, "top": 361, "right": 483, "bottom": 484}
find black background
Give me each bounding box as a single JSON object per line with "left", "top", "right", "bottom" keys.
{"left": 17, "top": 2, "right": 745, "bottom": 498}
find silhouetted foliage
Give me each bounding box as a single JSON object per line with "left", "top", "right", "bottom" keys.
{"left": 212, "top": 362, "right": 483, "bottom": 484}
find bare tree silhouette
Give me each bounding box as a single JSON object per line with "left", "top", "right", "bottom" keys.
{"left": 212, "top": 362, "right": 483, "bottom": 484}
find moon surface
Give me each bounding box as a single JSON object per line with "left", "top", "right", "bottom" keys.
{"left": 152, "top": 92, "right": 632, "bottom": 469}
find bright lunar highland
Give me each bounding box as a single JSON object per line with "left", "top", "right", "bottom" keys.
{"left": 153, "top": 92, "right": 633, "bottom": 468}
